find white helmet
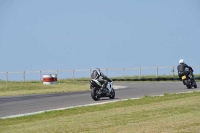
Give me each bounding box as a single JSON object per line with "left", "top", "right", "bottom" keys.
{"left": 179, "top": 59, "right": 184, "bottom": 64}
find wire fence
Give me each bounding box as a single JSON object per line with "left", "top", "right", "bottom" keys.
{"left": 0, "top": 66, "right": 200, "bottom": 82}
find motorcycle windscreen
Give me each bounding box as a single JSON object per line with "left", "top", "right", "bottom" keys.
{"left": 91, "top": 70, "right": 98, "bottom": 79}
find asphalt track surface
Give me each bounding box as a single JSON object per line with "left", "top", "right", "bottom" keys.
{"left": 0, "top": 81, "right": 199, "bottom": 119}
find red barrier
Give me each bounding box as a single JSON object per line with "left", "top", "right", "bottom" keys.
{"left": 43, "top": 74, "right": 57, "bottom": 84}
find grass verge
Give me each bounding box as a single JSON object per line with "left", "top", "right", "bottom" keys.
{"left": 1, "top": 91, "right": 200, "bottom": 133}
{"left": 0, "top": 80, "right": 89, "bottom": 96}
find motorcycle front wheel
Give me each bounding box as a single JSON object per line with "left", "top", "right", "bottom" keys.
{"left": 91, "top": 87, "right": 101, "bottom": 101}
{"left": 109, "top": 88, "right": 115, "bottom": 99}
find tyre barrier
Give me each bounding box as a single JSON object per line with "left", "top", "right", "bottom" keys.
{"left": 52, "top": 74, "right": 57, "bottom": 84}
{"left": 43, "top": 74, "right": 57, "bottom": 85}
{"left": 196, "top": 77, "right": 200, "bottom": 80}
{"left": 111, "top": 77, "right": 198, "bottom": 82}
{"left": 113, "top": 77, "right": 200, "bottom": 82}
{"left": 151, "top": 78, "right": 159, "bottom": 81}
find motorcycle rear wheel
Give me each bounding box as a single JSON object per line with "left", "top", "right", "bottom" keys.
{"left": 184, "top": 80, "right": 192, "bottom": 89}
{"left": 193, "top": 82, "right": 197, "bottom": 88}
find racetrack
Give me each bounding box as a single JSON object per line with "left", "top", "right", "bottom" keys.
{"left": 0, "top": 81, "right": 199, "bottom": 119}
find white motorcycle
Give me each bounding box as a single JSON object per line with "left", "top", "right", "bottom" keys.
{"left": 90, "top": 79, "right": 115, "bottom": 101}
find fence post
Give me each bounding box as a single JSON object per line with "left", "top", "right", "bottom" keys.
{"left": 56, "top": 70, "right": 58, "bottom": 81}
{"left": 40, "top": 71, "right": 42, "bottom": 82}
{"left": 106, "top": 68, "right": 108, "bottom": 76}
{"left": 139, "top": 68, "right": 141, "bottom": 79}
{"left": 90, "top": 69, "right": 92, "bottom": 78}
{"left": 122, "top": 68, "right": 124, "bottom": 79}
{"left": 172, "top": 67, "right": 174, "bottom": 77}
{"left": 72, "top": 70, "right": 74, "bottom": 80}
{"left": 6, "top": 72, "right": 8, "bottom": 82}
{"left": 23, "top": 71, "right": 25, "bottom": 82}
{"left": 156, "top": 67, "right": 158, "bottom": 78}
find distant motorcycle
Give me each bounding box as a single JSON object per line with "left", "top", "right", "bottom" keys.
{"left": 90, "top": 79, "right": 115, "bottom": 101}
{"left": 181, "top": 68, "right": 197, "bottom": 89}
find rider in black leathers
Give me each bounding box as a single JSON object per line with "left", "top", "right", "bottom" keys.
{"left": 177, "top": 59, "right": 195, "bottom": 83}
{"left": 91, "top": 68, "right": 111, "bottom": 92}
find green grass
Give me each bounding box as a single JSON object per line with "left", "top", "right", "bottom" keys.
{"left": 1, "top": 91, "right": 200, "bottom": 133}
{"left": 0, "top": 80, "right": 90, "bottom": 96}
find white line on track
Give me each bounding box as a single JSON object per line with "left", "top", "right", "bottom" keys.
{"left": 113, "top": 85, "right": 128, "bottom": 89}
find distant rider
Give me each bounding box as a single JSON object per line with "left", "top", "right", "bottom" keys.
{"left": 91, "top": 68, "right": 111, "bottom": 92}
{"left": 177, "top": 59, "right": 195, "bottom": 83}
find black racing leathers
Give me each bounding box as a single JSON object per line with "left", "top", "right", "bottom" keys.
{"left": 177, "top": 63, "right": 194, "bottom": 80}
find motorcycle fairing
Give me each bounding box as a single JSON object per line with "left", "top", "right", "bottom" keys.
{"left": 106, "top": 82, "right": 113, "bottom": 93}
{"left": 90, "top": 79, "right": 102, "bottom": 88}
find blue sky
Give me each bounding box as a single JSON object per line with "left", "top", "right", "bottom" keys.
{"left": 1, "top": 0, "right": 200, "bottom": 72}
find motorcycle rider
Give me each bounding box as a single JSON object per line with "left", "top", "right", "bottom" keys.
{"left": 177, "top": 59, "right": 195, "bottom": 83}
{"left": 91, "top": 68, "right": 111, "bottom": 93}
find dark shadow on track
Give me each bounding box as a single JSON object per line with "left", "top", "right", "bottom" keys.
{"left": 96, "top": 98, "right": 120, "bottom": 101}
